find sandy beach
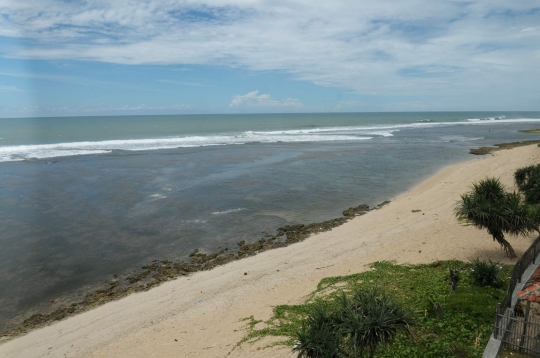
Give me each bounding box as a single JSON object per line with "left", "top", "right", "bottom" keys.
{"left": 1, "top": 144, "right": 539, "bottom": 358}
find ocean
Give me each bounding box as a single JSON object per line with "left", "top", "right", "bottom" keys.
{"left": 1, "top": 111, "right": 540, "bottom": 331}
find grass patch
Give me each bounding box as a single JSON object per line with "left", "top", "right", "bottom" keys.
{"left": 236, "top": 260, "right": 512, "bottom": 357}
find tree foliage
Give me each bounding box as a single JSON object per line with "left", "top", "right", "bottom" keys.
{"left": 293, "top": 288, "right": 414, "bottom": 358}
{"left": 454, "top": 177, "right": 539, "bottom": 258}
{"left": 514, "top": 164, "right": 540, "bottom": 205}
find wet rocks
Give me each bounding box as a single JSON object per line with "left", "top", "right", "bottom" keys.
{"left": 174, "top": 262, "right": 201, "bottom": 273}
{"left": 2, "top": 199, "right": 392, "bottom": 341}
{"left": 203, "top": 253, "right": 237, "bottom": 269}
{"left": 369, "top": 200, "right": 391, "bottom": 210}
{"left": 469, "top": 140, "right": 540, "bottom": 155}
{"left": 343, "top": 204, "right": 370, "bottom": 217}
{"left": 238, "top": 239, "right": 267, "bottom": 258}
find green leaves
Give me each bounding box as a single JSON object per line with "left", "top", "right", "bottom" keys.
{"left": 454, "top": 177, "right": 539, "bottom": 257}
{"left": 294, "top": 288, "right": 414, "bottom": 358}
{"left": 238, "top": 261, "right": 511, "bottom": 357}
{"left": 293, "top": 302, "right": 342, "bottom": 358}
{"left": 515, "top": 165, "right": 540, "bottom": 205}
{"left": 470, "top": 258, "right": 502, "bottom": 288}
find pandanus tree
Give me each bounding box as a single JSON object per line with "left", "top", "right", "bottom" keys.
{"left": 293, "top": 288, "right": 414, "bottom": 358}
{"left": 454, "top": 177, "right": 540, "bottom": 258}
{"left": 336, "top": 289, "right": 414, "bottom": 358}
{"left": 515, "top": 164, "right": 540, "bottom": 205}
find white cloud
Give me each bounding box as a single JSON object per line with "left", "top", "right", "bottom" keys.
{"left": 0, "top": 85, "right": 23, "bottom": 92}
{"left": 0, "top": 1, "right": 539, "bottom": 108}
{"left": 157, "top": 79, "right": 215, "bottom": 88}
{"left": 0, "top": 103, "right": 191, "bottom": 117}
{"left": 230, "top": 90, "right": 303, "bottom": 107}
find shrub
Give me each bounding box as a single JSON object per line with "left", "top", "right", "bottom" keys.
{"left": 336, "top": 288, "right": 414, "bottom": 357}
{"left": 294, "top": 288, "right": 414, "bottom": 358}
{"left": 293, "top": 301, "right": 342, "bottom": 358}
{"left": 470, "top": 258, "right": 502, "bottom": 288}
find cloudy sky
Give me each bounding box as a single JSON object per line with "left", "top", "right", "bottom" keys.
{"left": 0, "top": 0, "right": 539, "bottom": 117}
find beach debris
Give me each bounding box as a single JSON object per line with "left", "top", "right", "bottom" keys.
{"left": 412, "top": 209, "right": 422, "bottom": 213}
{"left": 449, "top": 268, "right": 460, "bottom": 294}
{"left": 244, "top": 272, "right": 247, "bottom": 275}
{"left": 315, "top": 265, "right": 334, "bottom": 270}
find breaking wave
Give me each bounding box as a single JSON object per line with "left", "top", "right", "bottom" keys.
{"left": 1, "top": 117, "right": 540, "bottom": 162}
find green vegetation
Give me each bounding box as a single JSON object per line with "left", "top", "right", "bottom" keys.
{"left": 470, "top": 258, "right": 502, "bottom": 288}
{"left": 515, "top": 164, "right": 540, "bottom": 205}
{"left": 293, "top": 288, "right": 414, "bottom": 358}
{"left": 454, "top": 177, "right": 539, "bottom": 257}
{"left": 236, "top": 261, "right": 511, "bottom": 357}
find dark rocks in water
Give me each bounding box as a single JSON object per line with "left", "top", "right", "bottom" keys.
{"left": 189, "top": 250, "right": 222, "bottom": 265}
{"left": 369, "top": 200, "right": 391, "bottom": 210}
{"left": 470, "top": 140, "right": 540, "bottom": 155}
{"left": 2, "top": 200, "right": 392, "bottom": 340}
{"left": 174, "top": 262, "right": 201, "bottom": 273}
{"left": 238, "top": 239, "right": 267, "bottom": 258}
{"left": 203, "top": 253, "right": 237, "bottom": 270}
{"left": 126, "top": 268, "right": 153, "bottom": 284}
{"left": 343, "top": 204, "right": 370, "bottom": 217}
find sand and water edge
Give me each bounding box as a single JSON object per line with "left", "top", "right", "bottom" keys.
{"left": 1, "top": 143, "right": 540, "bottom": 358}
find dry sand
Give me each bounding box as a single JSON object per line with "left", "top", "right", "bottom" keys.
{"left": 1, "top": 144, "right": 540, "bottom": 358}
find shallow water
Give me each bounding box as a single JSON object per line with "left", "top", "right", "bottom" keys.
{"left": 1, "top": 112, "right": 540, "bottom": 330}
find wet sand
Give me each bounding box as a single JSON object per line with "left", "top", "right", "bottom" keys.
{"left": 1, "top": 144, "right": 539, "bottom": 358}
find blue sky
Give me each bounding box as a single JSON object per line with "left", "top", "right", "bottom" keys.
{"left": 0, "top": 0, "right": 539, "bottom": 117}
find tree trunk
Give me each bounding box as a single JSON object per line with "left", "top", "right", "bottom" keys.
{"left": 491, "top": 230, "right": 516, "bottom": 258}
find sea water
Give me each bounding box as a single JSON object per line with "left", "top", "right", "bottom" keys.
{"left": 1, "top": 112, "right": 540, "bottom": 331}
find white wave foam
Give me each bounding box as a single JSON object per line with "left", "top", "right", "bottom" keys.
{"left": 212, "top": 208, "right": 245, "bottom": 215}
{"left": 0, "top": 133, "right": 372, "bottom": 162}
{"left": 1, "top": 117, "right": 539, "bottom": 162}
{"left": 440, "top": 135, "right": 485, "bottom": 142}
{"left": 465, "top": 115, "right": 509, "bottom": 122}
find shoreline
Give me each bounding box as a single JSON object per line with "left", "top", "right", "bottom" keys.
{"left": 3, "top": 138, "right": 534, "bottom": 338}
{"left": 1, "top": 144, "right": 540, "bottom": 357}
{"left": 0, "top": 200, "right": 389, "bottom": 340}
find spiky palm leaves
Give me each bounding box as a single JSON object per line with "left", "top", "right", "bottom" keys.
{"left": 514, "top": 164, "right": 540, "bottom": 205}
{"left": 337, "top": 289, "right": 414, "bottom": 358}
{"left": 294, "top": 302, "right": 342, "bottom": 358}
{"left": 454, "top": 178, "right": 540, "bottom": 258}
{"left": 293, "top": 288, "right": 414, "bottom": 358}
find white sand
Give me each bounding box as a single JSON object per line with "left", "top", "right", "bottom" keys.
{"left": 1, "top": 145, "right": 539, "bottom": 358}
